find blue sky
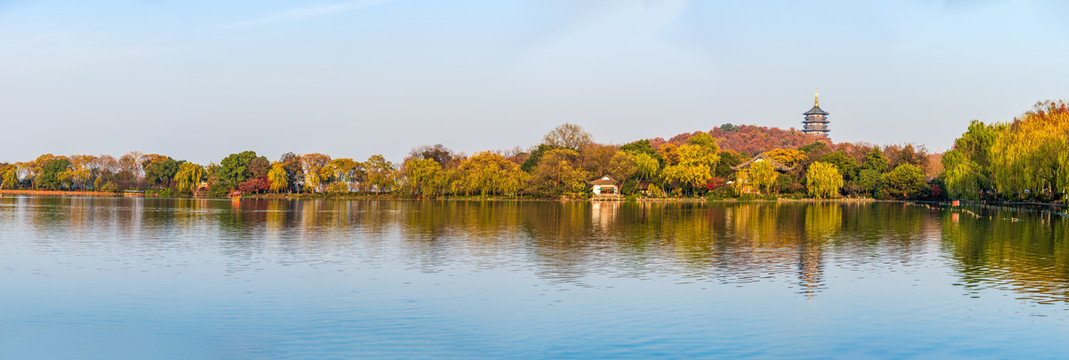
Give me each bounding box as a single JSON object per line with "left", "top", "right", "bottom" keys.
{"left": 2, "top": 0, "right": 1068, "bottom": 164}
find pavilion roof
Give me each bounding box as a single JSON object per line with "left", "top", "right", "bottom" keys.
{"left": 730, "top": 153, "right": 794, "bottom": 172}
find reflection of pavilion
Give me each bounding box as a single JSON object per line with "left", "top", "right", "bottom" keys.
{"left": 590, "top": 201, "right": 620, "bottom": 230}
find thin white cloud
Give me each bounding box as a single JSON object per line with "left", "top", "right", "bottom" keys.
{"left": 220, "top": 0, "right": 393, "bottom": 30}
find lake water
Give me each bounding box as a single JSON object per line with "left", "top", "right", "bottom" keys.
{"left": 2, "top": 196, "right": 1069, "bottom": 359}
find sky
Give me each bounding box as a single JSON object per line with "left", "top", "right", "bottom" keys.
{"left": 2, "top": 0, "right": 1069, "bottom": 164}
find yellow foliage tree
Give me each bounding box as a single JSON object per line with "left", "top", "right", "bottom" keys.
{"left": 806, "top": 161, "right": 843, "bottom": 199}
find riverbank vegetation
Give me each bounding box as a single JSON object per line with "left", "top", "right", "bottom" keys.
{"left": 942, "top": 100, "right": 1069, "bottom": 204}
{"left": 13, "top": 101, "right": 1067, "bottom": 203}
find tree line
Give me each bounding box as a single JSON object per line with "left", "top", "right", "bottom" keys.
{"left": 0, "top": 122, "right": 944, "bottom": 200}
{"left": 943, "top": 100, "right": 1069, "bottom": 203}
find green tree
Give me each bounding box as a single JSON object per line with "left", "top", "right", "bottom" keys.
{"left": 861, "top": 149, "right": 889, "bottom": 174}
{"left": 806, "top": 161, "right": 844, "bottom": 199}
{"left": 217, "top": 151, "right": 263, "bottom": 191}
{"left": 143, "top": 157, "right": 184, "bottom": 188}
{"left": 520, "top": 144, "right": 558, "bottom": 172}
{"left": 855, "top": 169, "right": 881, "bottom": 196}
{"left": 878, "top": 164, "right": 927, "bottom": 199}
{"left": 620, "top": 139, "right": 655, "bottom": 156}
{"left": 714, "top": 150, "right": 744, "bottom": 178}
{"left": 942, "top": 150, "right": 981, "bottom": 200}
{"left": 818, "top": 151, "right": 859, "bottom": 182}
{"left": 36, "top": 158, "right": 71, "bottom": 190}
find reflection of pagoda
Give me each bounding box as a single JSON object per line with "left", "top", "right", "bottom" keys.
{"left": 802, "top": 90, "right": 830, "bottom": 136}
{"left": 797, "top": 240, "right": 824, "bottom": 299}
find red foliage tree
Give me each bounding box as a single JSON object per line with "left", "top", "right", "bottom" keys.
{"left": 238, "top": 177, "right": 272, "bottom": 194}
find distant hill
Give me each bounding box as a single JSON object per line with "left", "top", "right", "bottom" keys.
{"left": 649, "top": 125, "right": 832, "bottom": 156}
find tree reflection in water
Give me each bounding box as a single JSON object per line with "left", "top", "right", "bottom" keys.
{"left": 6, "top": 196, "right": 1069, "bottom": 304}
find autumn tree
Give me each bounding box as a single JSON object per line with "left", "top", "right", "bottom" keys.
{"left": 330, "top": 158, "right": 361, "bottom": 191}
{"left": 606, "top": 151, "right": 638, "bottom": 187}
{"left": 764, "top": 148, "right": 807, "bottom": 168}
{"left": 267, "top": 163, "right": 288, "bottom": 193}
{"left": 408, "top": 144, "right": 460, "bottom": 168}
{"left": 300, "top": 153, "right": 333, "bottom": 193}
{"left": 661, "top": 133, "right": 720, "bottom": 195}
{"left": 527, "top": 148, "right": 588, "bottom": 197}
{"left": 579, "top": 144, "right": 618, "bottom": 179}
{"left": 1, "top": 164, "right": 19, "bottom": 189}
{"left": 543, "top": 123, "right": 593, "bottom": 151}
{"left": 364, "top": 154, "right": 396, "bottom": 193}
{"left": 278, "top": 152, "right": 304, "bottom": 193}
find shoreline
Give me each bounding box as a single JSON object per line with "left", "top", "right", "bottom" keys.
{"left": 0, "top": 189, "right": 882, "bottom": 204}
{"left": 6, "top": 190, "right": 1060, "bottom": 210}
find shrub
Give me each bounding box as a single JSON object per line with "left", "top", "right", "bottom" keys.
{"left": 100, "top": 182, "right": 119, "bottom": 193}
{"left": 326, "top": 182, "right": 350, "bottom": 194}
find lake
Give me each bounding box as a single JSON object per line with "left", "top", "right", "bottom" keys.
{"left": 2, "top": 196, "right": 1068, "bottom": 359}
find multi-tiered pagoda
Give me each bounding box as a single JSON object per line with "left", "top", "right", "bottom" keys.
{"left": 802, "top": 91, "right": 830, "bottom": 136}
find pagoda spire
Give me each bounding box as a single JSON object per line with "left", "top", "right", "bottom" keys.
{"left": 814, "top": 88, "right": 819, "bottom": 106}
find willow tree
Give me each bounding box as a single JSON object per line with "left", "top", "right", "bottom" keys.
{"left": 806, "top": 162, "right": 843, "bottom": 199}
{"left": 268, "top": 163, "right": 288, "bottom": 193}
{"left": 401, "top": 158, "right": 445, "bottom": 197}
{"left": 943, "top": 120, "right": 998, "bottom": 200}
{"left": 458, "top": 152, "right": 518, "bottom": 196}
{"left": 661, "top": 133, "right": 720, "bottom": 195}
{"left": 634, "top": 153, "right": 659, "bottom": 182}
{"left": 174, "top": 163, "right": 206, "bottom": 195}
{"left": 989, "top": 101, "right": 1069, "bottom": 201}
{"left": 748, "top": 160, "right": 778, "bottom": 195}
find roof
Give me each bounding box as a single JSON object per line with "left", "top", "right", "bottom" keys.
{"left": 589, "top": 175, "right": 618, "bottom": 186}
{"left": 804, "top": 105, "right": 829, "bottom": 116}
{"left": 730, "top": 153, "right": 794, "bottom": 172}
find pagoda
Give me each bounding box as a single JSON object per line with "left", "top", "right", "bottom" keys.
{"left": 802, "top": 91, "right": 830, "bottom": 136}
